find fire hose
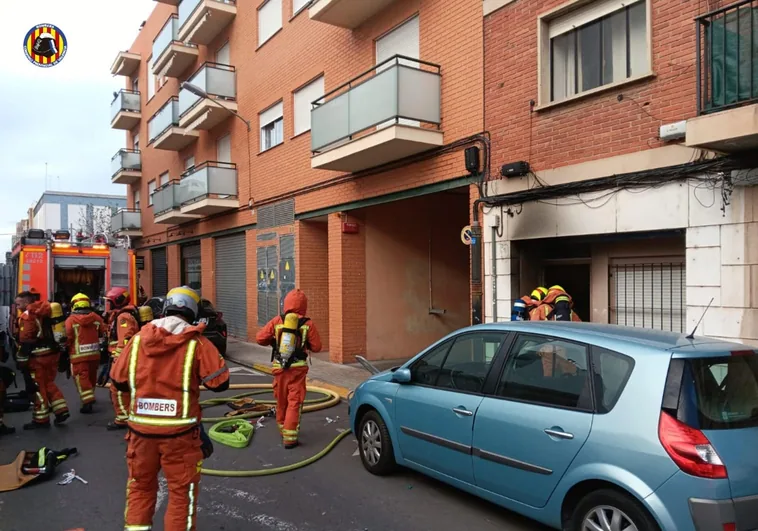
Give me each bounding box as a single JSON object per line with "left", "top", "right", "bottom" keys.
{"left": 198, "top": 383, "right": 352, "bottom": 477}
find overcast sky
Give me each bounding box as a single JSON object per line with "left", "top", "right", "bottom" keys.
{"left": 0, "top": 0, "right": 155, "bottom": 259}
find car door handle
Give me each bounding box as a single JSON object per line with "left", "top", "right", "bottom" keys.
{"left": 544, "top": 428, "right": 574, "bottom": 440}
{"left": 452, "top": 407, "right": 474, "bottom": 416}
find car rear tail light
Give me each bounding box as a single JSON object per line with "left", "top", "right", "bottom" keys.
{"left": 730, "top": 350, "right": 755, "bottom": 356}
{"left": 723, "top": 523, "right": 736, "bottom": 531}
{"left": 658, "top": 411, "right": 727, "bottom": 479}
{"left": 217, "top": 312, "right": 223, "bottom": 319}
{"left": 221, "top": 330, "right": 227, "bottom": 337}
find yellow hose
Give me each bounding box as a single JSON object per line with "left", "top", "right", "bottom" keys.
{"left": 199, "top": 382, "right": 350, "bottom": 477}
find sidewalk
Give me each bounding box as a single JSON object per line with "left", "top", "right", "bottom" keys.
{"left": 224, "top": 339, "right": 407, "bottom": 399}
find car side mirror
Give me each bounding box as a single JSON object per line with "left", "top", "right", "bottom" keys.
{"left": 392, "top": 368, "right": 412, "bottom": 384}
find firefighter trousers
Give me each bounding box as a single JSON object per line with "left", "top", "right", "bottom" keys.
{"left": 272, "top": 366, "right": 308, "bottom": 445}
{"left": 124, "top": 429, "right": 203, "bottom": 531}
{"left": 72, "top": 360, "right": 98, "bottom": 406}
{"left": 110, "top": 384, "right": 130, "bottom": 426}
{"left": 29, "top": 354, "right": 68, "bottom": 424}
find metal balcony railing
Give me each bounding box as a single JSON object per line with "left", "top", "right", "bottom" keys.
{"left": 111, "top": 209, "right": 142, "bottom": 232}
{"left": 178, "top": 62, "right": 237, "bottom": 118}
{"left": 697, "top": 0, "right": 758, "bottom": 114}
{"left": 178, "top": 0, "right": 236, "bottom": 34}
{"left": 153, "top": 181, "right": 183, "bottom": 215}
{"left": 111, "top": 90, "right": 141, "bottom": 121}
{"left": 148, "top": 97, "right": 180, "bottom": 143}
{"left": 111, "top": 149, "right": 141, "bottom": 177}
{"left": 179, "top": 161, "right": 238, "bottom": 204}
{"left": 310, "top": 55, "right": 441, "bottom": 152}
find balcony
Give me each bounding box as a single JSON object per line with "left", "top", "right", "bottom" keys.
{"left": 178, "top": 63, "right": 237, "bottom": 131}
{"left": 111, "top": 90, "right": 141, "bottom": 130}
{"left": 688, "top": 0, "right": 758, "bottom": 152}
{"left": 111, "top": 149, "right": 142, "bottom": 185}
{"left": 155, "top": 0, "right": 181, "bottom": 4}
{"left": 152, "top": 15, "right": 199, "bottom": 78}
{"left": 179, "top": 161, "right": 238, "bottom": 216}
{"left": 153, "top": 181, "right": 201, "bottom": 224}
{"left": 311, "top": 56, "right": 443, "bottom": 172}
{"left": 148, "top": 97, "right": 199, "bottom": 151}
{"left": 111, "top": 209, "right": 142, "bottom": 238}
{"left": 177, "top": 0, "right": 236, "bottom": 46}
{"left": 309, "top": 0, "right": 398, "bottom": 29}
{"left": 110, "top": 51, "right": 140, "bottom": 77}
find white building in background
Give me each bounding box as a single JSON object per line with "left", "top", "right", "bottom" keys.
{"left": 31, "top": 191, "right": 126, "bottom": 234}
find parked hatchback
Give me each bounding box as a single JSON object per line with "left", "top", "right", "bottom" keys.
{"left": 349, "top": 322, "right": 758, "bottom": 531}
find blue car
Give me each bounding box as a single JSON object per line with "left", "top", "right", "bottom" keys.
{"left": 349, "top": 322, "right": 758, "bottom": 531}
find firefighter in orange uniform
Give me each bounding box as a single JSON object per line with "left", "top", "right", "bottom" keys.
{"left": 65, "top": 293, "right": 105, "bottom": 414}
{"left": 529, "top": 285, "right": 582, "bottom": 322}
{"left": 105, "top": 286, "right": 140, "bottom": 431}
{"left": 0, "top": 331, "right": 15, "bottom": 436}
{"left": 256, "top": 289, "right": 322, "bottom": 449}
{"left": 111, "top": 286, "right": 228, "bottom": 531}
{"left": 15, "top": 291, "right": 69, "bottom": 430}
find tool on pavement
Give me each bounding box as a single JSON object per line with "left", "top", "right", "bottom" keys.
{"left": 0, "top": 447, "right": 77, "bottom": 492}
{"left": 58, "top": 469, "right": 88, "bottom": 485}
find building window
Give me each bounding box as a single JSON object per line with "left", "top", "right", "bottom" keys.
{"left": 293, "top": 76, "right": 324, "bottom": 136}
{"left": 133, "top": 189, "right": 141, "bottom": 211}
{"left": 260, "top": 101, "right": 284, "bottom": 151}
{"left": 258, "top": 0, "right": 282, "bottom": 47}
{"left": 609, "top": 261, "right": 686, "bottom": 333}
{"left": 148, "top": 180, "right": 156, "bottom": 206}
{"left": 181, "top": 244, "right": 202, "bottom": 294}
{"left": 147, "top": 56, "right": 156, "bottom": 100}
{"left": 542, "top": 0, "right": 649, "bottom": 104}
{"left": 159, "top": 172, "right": 169, "bottom": 187}
{"left": 185, "top": 156, "right": 195, "bottom": 170}
{"left": 133, "top": 132, "right": 140, "bottom": 151}
{"left": 216, "top": 42, "right": 230, "bottom": 65}
{"left": 293, "top": 0, "right": 309, "bottom": 16}
{"left": 132, "top": 77, "right": 139, "bottom": 93}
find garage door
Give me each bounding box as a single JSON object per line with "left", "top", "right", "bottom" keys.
{"left": 215, "top": 233, "right": 247, "bottom": 338}
{"left": 151, "top": 247, "right": 168, "bottom": 297}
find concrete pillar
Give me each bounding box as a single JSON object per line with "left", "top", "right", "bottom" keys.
{"left": 201, "top": 238, "right": 215, "bottom": 305}
{"left": 167, "top": 244, "right": 181, "bottom": 289}
{"left": 327, "top": 213, "right": 366, "bottom": 364}
{"left": 295, "top": 220, "right": 330, "bottom": 351}
{"left": 245, "top": 230, "right": 258, "bottom": 342}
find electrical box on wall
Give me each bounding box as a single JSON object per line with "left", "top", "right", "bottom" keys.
{"left": 659, "top": 121, "right": 686, "bottom": 141}
{"left": 500, "top": 161, "right": 530, "bottom": 178}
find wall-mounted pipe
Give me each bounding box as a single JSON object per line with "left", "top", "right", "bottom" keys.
{"left": 491, "top": 226, "right": 497, "bottom": 322}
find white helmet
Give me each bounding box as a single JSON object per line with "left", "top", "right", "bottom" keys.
{"left": 33, "top": 32, "right": 58, "bottom": 55}
{"left": 164, "top": 286, "right": 200, "bottom": 322}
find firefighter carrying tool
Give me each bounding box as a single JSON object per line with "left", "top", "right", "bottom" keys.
{"left": 15, "top": 291, "right": 69, "bottom": 430}
{"left": 65, "top": 293, "right": 105, "bottom": 414}
{"left": 256, "top": 289, "right": 322, "bottom": 449}
{"left": 105, "top": 287, "right": 140, "bottom": 431}
{"left": 110, "top": 285, "right": 229, "bottom": 531}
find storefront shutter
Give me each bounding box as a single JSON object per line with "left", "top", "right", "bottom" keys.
{"left": 215, "top": 233, "right": 247, "bottom": 338}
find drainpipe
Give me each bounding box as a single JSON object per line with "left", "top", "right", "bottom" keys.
{"left": 471, "top": 203, "right": 483, "bottom": 326}
{"left": 46, "top": 240, "right": 53, "bottom": 302}
{"left": 491, "top": 225, "right": 497, "bottom": 322}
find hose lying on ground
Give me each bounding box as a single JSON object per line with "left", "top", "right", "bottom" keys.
{"left": 198, "top": 382, "right": 351, "bottom": 477}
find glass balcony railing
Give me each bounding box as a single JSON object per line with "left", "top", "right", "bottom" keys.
{"left": 697, "top": 0, "right": 758, "bottom": 113}
{"left": 311, "top": 55, "right": 441, "bottom": 152}
{"left": 153, "top": 181, "right": 183, "bottom": 215}
{"left": 178, "top": 0, "right": 235, "bottom": 34}
{"left": 111, "top": 209, "right": 142, "bottom": 232}
{"left": 153, "top": 15, "right": 179, "bottom": 61}
{"left": 178, "top": 63, "right": 237, "bottom": 118}
{"left": 110, "top": 90, "right": 141, "bottom": 121}
{"left": 179, "top": 161, "right": 238, "bottom": 204}
{"left": 148, "top": 97, "right": 180, "bottom": 143}
{"left": 111, "top": 149, "right": 141, "bottom": 177}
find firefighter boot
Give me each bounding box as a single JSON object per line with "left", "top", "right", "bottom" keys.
{"left": 54, "top": 412, "right": 70, "bottom": 426}
{"left": 80, "top": 403, "right": 93, "bottom": 415}
{"left": 0, "top": 423, "right": 15, "bottom": 436}
{"left": 23, "top": 421, "right": 50, "bottom": 431}
{"left": 107, "top": 421, "right": 127, "bottom": 431}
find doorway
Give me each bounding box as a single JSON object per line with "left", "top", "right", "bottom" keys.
{"left": 543, "top": 262, "right": 590, "bottom": 322}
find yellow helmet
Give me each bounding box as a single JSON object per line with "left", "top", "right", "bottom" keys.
{"left": 548, "top": 285, "right": 566, "bottom": 293}
{"left": 71, "top": 293, "right": 90, "bottom": 311}
{"left": 531, "top": 287, "right": 548, "bottom": 301}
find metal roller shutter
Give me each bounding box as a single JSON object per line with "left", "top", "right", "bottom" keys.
{"left": 215, "top": 233, "right": 247, "bottom": 338}
{"left": 151, "top": 248, "right": 168, "bottom": 297}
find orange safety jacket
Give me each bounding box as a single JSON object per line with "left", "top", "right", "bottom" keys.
{"left": 110, "top": 316, "right": 230, "bottom": 437}
{"left": 17, "top": 301, "right": 54, "bottom": 363}
{"left": 107, "top": 306, "right": 139, "bottom": 358}
{"left": 529, "top": 289, "right": 582, "bottom": 322}
{"left": 65, "top": 310, "right": 105, "bottom": 364}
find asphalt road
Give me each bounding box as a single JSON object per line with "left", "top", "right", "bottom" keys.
{"left": 0, "top": 363, "right": 547, "bottom": 531}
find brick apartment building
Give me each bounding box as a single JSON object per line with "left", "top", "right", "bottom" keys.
{"left": 109, "top": 0, "right": 484, "bottom": 363}
{"left": 482, "top": 0, "right": 758, "bottom": 345}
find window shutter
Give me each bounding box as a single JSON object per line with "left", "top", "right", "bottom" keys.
{"left": 294, "top": 76, "right": 324, "bottom": 136}
{"left": 259, "top": 0, "right": 283, "bottom": 46}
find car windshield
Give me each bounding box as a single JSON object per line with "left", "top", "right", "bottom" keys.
{"left": 683, "top": 353, "right": 758, "bottom": 430}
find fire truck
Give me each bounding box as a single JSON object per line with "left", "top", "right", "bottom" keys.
{"left": 9, "top": 228, "right": 138, "bottom": 316}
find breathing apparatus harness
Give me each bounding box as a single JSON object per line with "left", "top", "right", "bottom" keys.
{"left": 271, "top": 313, "right": 310, "bottom": 369}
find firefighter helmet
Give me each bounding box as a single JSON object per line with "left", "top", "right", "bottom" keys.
{"left": 71, "top": 293, "right": 90, "bottom": 311}
{"left": 164, "top": 286, "right": 200, "bottom": 323}
{"left": 106, "top": 287, "right": 130, "bottom": 308}
{"left": 33, "top": 32, "right": 58, "bottom": 57}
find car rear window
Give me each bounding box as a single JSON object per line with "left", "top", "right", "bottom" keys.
{"left": 676, "top": 353, "right": 758, "bottom": 430}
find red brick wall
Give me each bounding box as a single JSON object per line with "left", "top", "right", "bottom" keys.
{"left": 295, "top": 220, "right": 330, "bottom": 351}
{"left": 484, "top": 0, "right": 701, "bottom": 173}
{"left": 200, "top": 238, "right": 216, "bottom": 304}
{"left": 167, "top": 244, "right": 181, "bottom": 288}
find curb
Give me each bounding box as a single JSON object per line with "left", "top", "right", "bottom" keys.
{"left": 226, "top": 356, "right": 353, "bottom": 400}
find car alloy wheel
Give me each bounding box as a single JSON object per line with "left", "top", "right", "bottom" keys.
{"left": 361, "top": 419, "right": 382, "bottom": 466}
{"left": 582, "top": 505, "right": 639, "bottom": 531}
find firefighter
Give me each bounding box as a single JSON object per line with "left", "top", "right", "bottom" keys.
{"left": 512, "top": 287, "right": 549, "bottom": 320}
{"left": 65, "top": 293, "right": 105, "bottom": 414}
{"left": 0, "top": 331, "right": 16, "bottom": 436}
{"left": 256, "top": 289, "right": 322, "bottom": 449}
{"left": 110, "top": 285, "right": 229, "bottom": 531}
{"left": 529, "top": 285, "right": 582, "bottom": 322}
{"left": 15, "top": 291, "right": 69, "bottom": 430}
{"left": 105, "top": 287, "right": 140, "bottom": 431}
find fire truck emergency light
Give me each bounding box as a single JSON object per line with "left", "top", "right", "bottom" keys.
{"left": 53, "top": 230, "right": 70, "bottom": 241}
{"left": 26, "top": 229, "right": 45, "bottom": 240}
